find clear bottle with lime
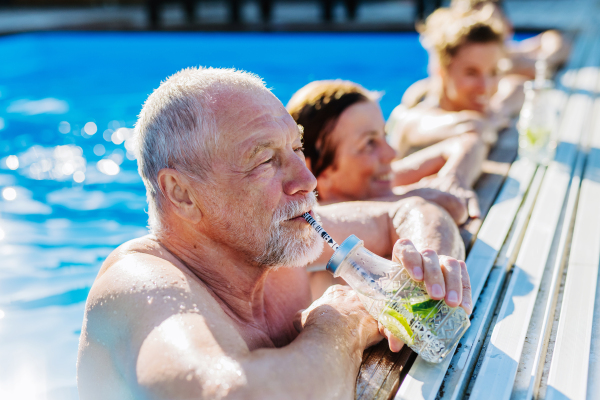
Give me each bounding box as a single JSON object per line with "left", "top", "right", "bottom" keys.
{"left": 326, "top": 235, "right": 470, "bottom": 364}
{"left": 517, "top": 60, "right": 559, "bottom": 165}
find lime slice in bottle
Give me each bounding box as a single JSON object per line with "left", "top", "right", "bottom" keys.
{"left": 381, "top": 305, "right": 414, "bottom": 345}
{"left": 525, "top": 128, "right": 550, "bottom": 146}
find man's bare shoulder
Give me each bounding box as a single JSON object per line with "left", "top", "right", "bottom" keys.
{"left": 78, "top": 237, "right": 250, "bottom": 399}
{"left": 83, "top": 236, "right": 227, "bottom": 341}
{"left": 96, "top": 234, "right": 173, "bottom": 276}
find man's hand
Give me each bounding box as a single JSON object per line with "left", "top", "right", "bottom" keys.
{"left": 294, "top": 285, "right": 385, "bottom": 350}
{"left": 393, "top": 238, "right": 473, "bottom": 314}
{"left": 296, "top": 238, "right": 473, "bottom": 354}
{"left": 294, "top": 285, "right": 405, "bottom": 354}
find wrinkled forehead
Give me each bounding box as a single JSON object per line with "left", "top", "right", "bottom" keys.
{"left": 212, "top": 89, "right": 298, "bottom": 156}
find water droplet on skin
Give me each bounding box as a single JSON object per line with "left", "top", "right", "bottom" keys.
{"left": 147, "top": 296, "right": 153, "bottom": 304}
{"left": 179, "top": 304, "right": 186, "bottom": 310}
{"left": 186, "top": 372, "right": 193, "bottom": 381}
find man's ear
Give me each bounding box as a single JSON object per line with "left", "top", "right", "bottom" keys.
{"left": 157, "top": 169, "right": 203, "bottom": 224}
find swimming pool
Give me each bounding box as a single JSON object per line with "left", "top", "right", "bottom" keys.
{"left": 0, "top": 31, "right": 531, "bottom": 399}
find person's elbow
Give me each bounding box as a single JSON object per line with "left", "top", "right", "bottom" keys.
{"left": 390, "top": 196, "right": 465, "bottom": 261}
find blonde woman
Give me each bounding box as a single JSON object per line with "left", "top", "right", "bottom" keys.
{"left": 388, "top": 6, "right": 513, "bottom": 160}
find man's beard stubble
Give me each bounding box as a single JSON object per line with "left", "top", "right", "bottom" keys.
{"left": 254, "top": 191, "right": 324, "bottom": 269}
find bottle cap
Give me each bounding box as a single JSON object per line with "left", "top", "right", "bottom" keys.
{"left": 326, "top": 234, "right": 363, "bottom": 275}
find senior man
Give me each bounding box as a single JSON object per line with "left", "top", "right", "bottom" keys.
{"left": 77, "top": 68, "right": 472, "bottom": 400}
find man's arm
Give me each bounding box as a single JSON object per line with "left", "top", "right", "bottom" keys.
{"left": 78, "top": 256, "right": 382, "bottom": 400}
{"left": 308, "top": 197, "right": 471, "bottom": 311}
{"left": 135, "top": 289, "right": 379, "bottom": 400}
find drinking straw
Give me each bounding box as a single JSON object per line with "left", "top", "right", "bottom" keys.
{"left": 302, "top": 212, "right": 340, "bottom": 251}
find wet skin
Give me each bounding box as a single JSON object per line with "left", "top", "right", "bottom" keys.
{"left": 77, "top": 87, "right": 472, "bottom": 400}
{"left": 390, "top": 42, "right": 507, "bottom": 155}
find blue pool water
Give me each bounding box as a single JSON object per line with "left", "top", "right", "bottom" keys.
{"left": 0, "top": 31, "right": 532, "bottom": 399}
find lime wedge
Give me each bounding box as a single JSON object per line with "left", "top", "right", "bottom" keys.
{"left": 406, "top": 299, "right": 441, "bottom": 319}
{"left": 381, "top": 305, "right": 414, "bottom": 344}
{"left": 525, "top": 128, "right": 550, "bottom": 146}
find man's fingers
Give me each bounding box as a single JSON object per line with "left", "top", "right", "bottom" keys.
{"left": 459, "top": 261, "right": 473, "bottom": 314}
{"left": 421, "top": 249, "right": 445, "bottom": 300}
{"left": 393, "top": 239, "right": 424, "bottom": 281}
{"left": 439, "top": 256, "right": 462, "bottom": 307}
{"left": 379, "top": 324, "right": 404, "bottom": 353}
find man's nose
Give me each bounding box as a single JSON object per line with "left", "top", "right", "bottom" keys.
{"left": 283, "top": 151, "right": 318, "bottom": 196}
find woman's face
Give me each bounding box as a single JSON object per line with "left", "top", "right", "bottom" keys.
{"left": 441, "top": 42, "right": 503, "bottom": 113}
{"left": 314, "top": 101, "right": 397, "bottom": 202}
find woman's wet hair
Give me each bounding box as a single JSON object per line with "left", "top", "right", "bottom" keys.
{"left": 419, "top": 5, "right": 506, "bottom": 68}
{"left": 286, "top": 80, "right": 380, "bottom": 178}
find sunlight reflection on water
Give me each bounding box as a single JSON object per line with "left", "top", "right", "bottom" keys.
{"left": 0, "top": 31, "right": 436, "bottom": 399}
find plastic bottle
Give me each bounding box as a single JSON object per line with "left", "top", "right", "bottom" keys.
{"left": 326, "top": 235, "right": 470, "bottom": 363}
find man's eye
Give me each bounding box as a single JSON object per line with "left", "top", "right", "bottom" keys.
{"left": 261, "top": 158, "right": 273, "bottom": 165}
{"left": 294, "top": 147, "right": 305, "bottom": 153}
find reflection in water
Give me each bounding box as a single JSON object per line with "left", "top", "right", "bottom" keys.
{"left": 58, "top": 121, "right": 70, "bottom": 134}
{"left": 96, "top": 158, "right": 120, "bottom": 176}
{"left": 83, "top": 122, "right": 97, "bottom": 136}
{"left": 7, "top": 98, "right": 69, "bottom": 115}
{"left": 6, "top": 155, "right": 18, "bottom": 170}
{"left": 0, "top": 31, "right": 432, "bottom": 399}
{"left": 17, "top": 145, "right": 87, "bottom": 182}
{"left": 2, "top": 187, "right": 16, "bottom": 201}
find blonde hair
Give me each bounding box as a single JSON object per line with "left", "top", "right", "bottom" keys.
{"left": 419, "top": 5, "right": 505, "bottom": 68}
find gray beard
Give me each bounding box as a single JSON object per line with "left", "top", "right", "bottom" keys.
{"left": 254, "top": 192, "right": 323, "bottom": 268}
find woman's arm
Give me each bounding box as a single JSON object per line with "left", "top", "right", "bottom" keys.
{"left": 387, "top": 105, "right": 489, "bottom": 156}
{"left": 391, "top": 133, "right": 486, "bottom": 218}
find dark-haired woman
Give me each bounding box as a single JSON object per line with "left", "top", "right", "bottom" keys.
{"left": 287, "top": 80, "right": 484, "bottom": 299}
{"left": 287, "top": 80, "right": 484, "bottom": 218}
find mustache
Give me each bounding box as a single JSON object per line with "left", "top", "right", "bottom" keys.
{"left": 273, "top": 191, "right": 318, "bottom": 223}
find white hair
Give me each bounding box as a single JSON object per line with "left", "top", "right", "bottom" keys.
{"left": 134, "top": 67, "right": 269, "bottom": 234}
